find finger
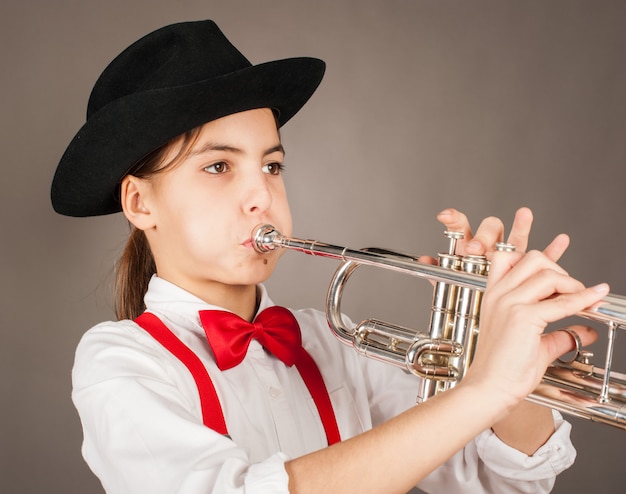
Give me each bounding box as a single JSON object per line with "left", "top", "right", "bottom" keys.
{"left": 486, "top": 249, "right": 560, "bottom": 289}
{"left": 524, "top": 282, "right": 609, "bottom": 329}
{"left": 542, "top": 325, "right": 600, "bottom": 363}
{"left": 437, "top": 208, "right": 472, "bottom": 240}
{"left": 552, "top": 325, "right": 599, "bottom": 348}
{"left": 506, "top": 207, "right": 533, "bottom": 253}
{"left": 417, "top": 255, "right": 437, "bottom": 266}
{"left": 496, "top": 268, "right": 587, "bottom": 311}
{"left": 484, "top": 250, "right": 524, "bottom": 287}
{"left": 487, "top": 234, "right": 572, "bottom": 288}
{"left": 466, "top": 216, "right": 505, "bottom": 256}
{"left": 486, "top": 249, "right": 569, "bottom": 291}
{"left": 542, "top": 233, "right": 570, "bottom": 263}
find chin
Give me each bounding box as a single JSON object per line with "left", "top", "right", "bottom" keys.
{"left": 234, "top": 261, "right": 277, "bottom": 286}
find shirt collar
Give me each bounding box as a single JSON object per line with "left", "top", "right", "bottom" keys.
{"left": 143, "top": 275, "right": 276, "bottom": 334}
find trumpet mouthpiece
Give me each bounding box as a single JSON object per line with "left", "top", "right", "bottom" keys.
{"left": 252, "top": 224, "right": 279, "bottom": 253}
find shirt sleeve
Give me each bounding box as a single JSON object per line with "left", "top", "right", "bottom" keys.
{"left": 352, "top": 346, "right": 576, "bottom": 494}
{"left": 416, "top": 410, "right": 575, "bottom": 494}
{"left": 72, "top": 321, "right": 291, "bottom": 494}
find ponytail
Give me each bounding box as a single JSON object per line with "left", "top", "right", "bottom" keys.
{"left": 115, "top": 227, "right": 155, "bottom": 320}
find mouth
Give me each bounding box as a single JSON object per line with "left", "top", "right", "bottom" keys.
{"left": 243, "top": 223, "right": 273, "bottom": 250}
{"left": 242, "top": 237, "right": 271, "bottom": 265}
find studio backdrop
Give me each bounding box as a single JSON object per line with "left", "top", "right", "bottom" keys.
{"left": 1, "top": 1, "right": 624, "bottom": 493}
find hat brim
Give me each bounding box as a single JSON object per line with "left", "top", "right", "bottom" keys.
{"left": 51, "top": 57, "right": 325, "bottom": 217}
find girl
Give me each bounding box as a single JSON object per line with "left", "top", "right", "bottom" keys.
{"left": 51, "top": 20, "right": 607, "bottom": 493}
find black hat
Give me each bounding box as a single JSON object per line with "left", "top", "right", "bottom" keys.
{"left": 51, "top": 20, "right": 325, "bottom": 217}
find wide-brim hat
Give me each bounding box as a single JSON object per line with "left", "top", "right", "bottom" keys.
{"left": 51, "top": 20, "right": 325, "bottom": 217}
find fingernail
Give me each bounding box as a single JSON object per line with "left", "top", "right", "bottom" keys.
{"left": 438, "top": 209, "right": 452, "bottom": 217}
{"left": 592, "top": 283, "right": 609, "bottom": 293}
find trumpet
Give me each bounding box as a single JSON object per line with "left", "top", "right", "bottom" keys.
{"left": 252, "top": 224, "right": 626, "bottom": 429}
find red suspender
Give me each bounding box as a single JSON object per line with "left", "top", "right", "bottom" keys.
{"left": 293, "top": 349, "right": 341, "bottom": 445}
{"left": 134, "top": 312, "right": 228, "bottom": 435}
{"left": 134, "top": 312, "right": 341, "bottom": 445}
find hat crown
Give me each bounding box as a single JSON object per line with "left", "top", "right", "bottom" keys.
{"left": 53, "top": 20, "right": 325, "bottom": 217}
{"left": 87, "top": 21, "right": 251, "bottom": 117}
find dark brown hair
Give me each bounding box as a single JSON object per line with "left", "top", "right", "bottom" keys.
{"left": 114, "top": 128, "right": 202, "bottom": 320}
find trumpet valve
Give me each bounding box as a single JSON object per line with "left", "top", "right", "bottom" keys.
{"left": 407, "top": 337, "right": 464, "bottom": 381}
{"left": 443, "top": 230, "right": 464, "bottom": 255}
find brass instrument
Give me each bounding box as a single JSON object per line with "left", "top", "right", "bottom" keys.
{"left": 252, "top": 224, "right": 626, "bottom": 429}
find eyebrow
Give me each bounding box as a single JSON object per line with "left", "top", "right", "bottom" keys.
{"left": 189, "top": 142, "right": 285, "bottom": 157}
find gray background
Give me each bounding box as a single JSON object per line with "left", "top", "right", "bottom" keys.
{"left": 1, "top": 1, "right": 624, "bottom": 492}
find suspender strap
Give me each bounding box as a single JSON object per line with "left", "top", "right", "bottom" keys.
{"left": 294, "top": 348, "right": 341, "bottom": 445}
{"left": 134, "top": 312, "right": 228, "bottom": 435}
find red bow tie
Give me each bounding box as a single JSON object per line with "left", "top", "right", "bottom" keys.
{"left": 199, "top": 305, "right": 341, "bottom": 445}
{"left": 200, "top": 306, "right": 302, "bottom": 370}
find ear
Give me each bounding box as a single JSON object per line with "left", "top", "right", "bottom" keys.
{"left": 120, "top": 175, "right": 156, "bottom": 230}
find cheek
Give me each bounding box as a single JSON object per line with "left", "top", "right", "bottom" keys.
{"left": 183, "top": 209, "right": 233, "bottom": 255}
{"left": 273, "top": 187, "right": 293, "bottom": 235}
{"left": 156, "top": 189, "right": 217, "bottom": 245}
{"left": 279, "top": 206, "right": 293, "bottom": 237}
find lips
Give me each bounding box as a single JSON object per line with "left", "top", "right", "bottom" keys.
{"left": 243, "top": 223, "right": 271, "bottom": 249}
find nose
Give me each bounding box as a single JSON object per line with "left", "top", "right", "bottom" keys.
{"left": 241, "top": 173, "right": 272, "bottom": 215}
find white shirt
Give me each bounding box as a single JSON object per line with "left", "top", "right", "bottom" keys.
{"left": 72, "top": 276, "right": 575, "bottom": 493}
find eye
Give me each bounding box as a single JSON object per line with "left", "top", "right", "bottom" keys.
{"left": 262, "top": 162, "right": 285, "bottom": 175}
{"left": 204, "top": 162, "right": 229, "bottom": 174}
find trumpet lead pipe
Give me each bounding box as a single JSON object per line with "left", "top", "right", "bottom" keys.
{"left": 252, "top": 224, "right": 626, "bottom": 328}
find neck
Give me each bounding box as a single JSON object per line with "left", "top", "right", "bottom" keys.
{"left": 161, "top": 276, "right": 260, "bottom": 321}
{"left": 204, "top": 283, "right": 260, "bottom": 321}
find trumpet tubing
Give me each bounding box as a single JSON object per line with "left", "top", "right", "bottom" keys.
{"left": 252, "top": 224, "right": 626, "bottom": 429}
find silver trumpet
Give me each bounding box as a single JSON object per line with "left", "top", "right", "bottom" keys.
{"left": 252, "top": 224, "right": 626, "bottom": 429}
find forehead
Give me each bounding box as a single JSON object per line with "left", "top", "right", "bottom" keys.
{"left": 193, "top": 108, "right": 280, "bottom": 149}
{"left": 156, "top": 108, "right": 282, "bottom": 171}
